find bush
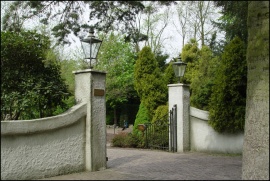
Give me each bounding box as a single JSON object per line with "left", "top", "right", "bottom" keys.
{"left": 152, "top": 104, "right": 168, "bottom": 123}
{"left": 111, "top": 132, "right": 144, "bottom": 148}
{"left": 111, "top": 132, "right": 128, "bottom": 147}
{"left": 53, "top": 95, "right": 76, "bottom": 115}
{"left": 124, "top": 134, "right": 136, "bottom": 147}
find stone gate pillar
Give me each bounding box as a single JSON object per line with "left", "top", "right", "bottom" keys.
{"left": 73, "top": 69, "right": 107, "bottom": 171}
{"left": 168, "top": 83, "right": 190, "bottom": 152}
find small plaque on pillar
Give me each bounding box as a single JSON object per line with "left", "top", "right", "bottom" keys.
{"left": 94, "top": 89, "right": 105, "bottom": 96}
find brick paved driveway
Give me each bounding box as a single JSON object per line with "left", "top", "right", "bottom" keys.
{"left": 42, "top": 146, "right": 242, "bottom": 180}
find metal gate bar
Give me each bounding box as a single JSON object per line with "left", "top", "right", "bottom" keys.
{"left": 145, "top": 118, "right": 169, "bottom": 151}
{"left": 144, "top": 104, "right": 177, "bottom": 152}
{"left": 169, "top": 104, "right": 177, "bottom": 152}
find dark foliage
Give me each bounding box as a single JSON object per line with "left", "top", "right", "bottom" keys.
{"left": 1, "top": 31, "right": 70, "bottom": 120}
{"left": 208, "top": 37, "right": 247, "bottom": 133}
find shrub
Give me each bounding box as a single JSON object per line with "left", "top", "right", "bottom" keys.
{"left": 111, "top": 132, "right": 129, "bottom": 147}
{"left": 111, "top": 132, "right": 144, "bottom": 148}
{"left": 151, "top": 104, "right": 169, "bottom": 133}
{"left": 152, "top": 104, "right": 168, "bottom": 124}
{"left": 125, "top": 133, "right": 143, "bottom": 148}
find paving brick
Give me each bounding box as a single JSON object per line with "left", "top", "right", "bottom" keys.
{"left": 41, "top": 147, "right": 242, "bottom": 180}
{"left": 39, "top": 127, "right": 242, "bottom": 180}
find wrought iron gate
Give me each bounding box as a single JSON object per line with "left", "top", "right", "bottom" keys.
{"left": 169, "top": 104, "right": 177, "bottom": 152}
{"left": 144, "top": 104, "right": 177, "bottom": 152}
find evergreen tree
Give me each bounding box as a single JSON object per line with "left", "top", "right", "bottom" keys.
{"left": 208, "top": 37, "right": 247, "bottom": 133}
{"left": 132, "top": 103, "right": 150, "bottom": 137}
{"left": 190, "top": 45, "right": 220, "bottom": 110}
{"left": 134, "top": 46, "right": 167, "bottom": 119}
{"left": 213, "top": 1, "right": 248, "bottom": 44}
{"left": 181, "top": 39, "right": 200, "bottom": 85}
{"left": 164, "top": 61, "right": 178, "bottom": 85}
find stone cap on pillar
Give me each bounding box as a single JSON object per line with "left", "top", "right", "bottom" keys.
{"left": 167, "top": 83, "right": 190, "bottom": 87}
{"left": 72, "top": 69, "right": 107, "bottom": 75}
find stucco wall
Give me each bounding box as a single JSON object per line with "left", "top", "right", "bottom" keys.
{"left": 190, "top": 106, "right": 244, "bottom": 154}
{"left": 1, "top": 103, "right": 87, "bottom": 180}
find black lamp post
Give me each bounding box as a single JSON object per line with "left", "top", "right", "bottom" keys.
{"left": 80, "top": 28, "right": 102, "bottom": 69}
{"left": 172, "top": 56, "right": 187, "bottom": 83}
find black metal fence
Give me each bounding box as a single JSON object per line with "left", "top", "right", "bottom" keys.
{"left": 144, "top": 104, "right": 177, "bottom": 152}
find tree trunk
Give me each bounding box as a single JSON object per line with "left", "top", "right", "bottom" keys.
{"left": 242, "top": 1, "right": 269, "bottom": 180}
{"left": 113, "top": 107, "right": 117, "bottom": 126}
{"left": 199, "top": 1, "right": 205, "bottom": 46}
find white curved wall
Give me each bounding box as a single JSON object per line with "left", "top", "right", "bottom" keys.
{"left": 190, "top": 107, "right": 244, "bottom": 154}
{"left": 1, "top": 103, "right": 87, "bottom": 180}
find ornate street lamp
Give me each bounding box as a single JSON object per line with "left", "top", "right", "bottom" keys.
{"left": 172, "top": 56, "right": 187, "bottom": 83}
{"left": 80, "top": 28, "right": 102, "bottom": 69}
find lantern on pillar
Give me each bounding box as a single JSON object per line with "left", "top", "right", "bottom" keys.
{"left": 172, "top": 56, "right": 187, "bottom": 83}
{"left": 80, "top": 28, "right": 102, "bottom": 69}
